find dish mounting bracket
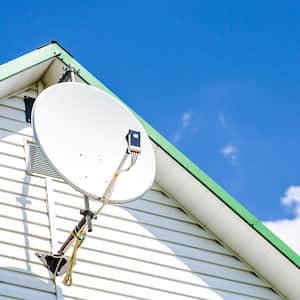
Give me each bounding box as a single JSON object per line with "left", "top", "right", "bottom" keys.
{"left": 58, "top": 64, "right": 80, "bottom": 83}
{"left": 36, "top": 129, "right": 142, "bottom": 278}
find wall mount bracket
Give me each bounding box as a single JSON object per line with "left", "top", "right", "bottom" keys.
{"left": 58, "top": 64, "right": 80, "bottom": 83}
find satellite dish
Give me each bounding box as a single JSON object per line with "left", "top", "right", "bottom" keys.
{"left": 32, "top": 82, "right": 155, "bottom": 203}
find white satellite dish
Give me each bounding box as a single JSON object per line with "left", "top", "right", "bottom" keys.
{"left": 34, "top": 80, "right": 156, "bottom": 283}
{"left": 32, "top": 82, "right": 155, "bottom": 203}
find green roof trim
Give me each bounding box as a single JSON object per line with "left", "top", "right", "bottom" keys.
{"left": 1, "top": 41, "right": 299, "bottom": 268}
{"left": 0, "top": 43, "right": 60, "bottom": 81}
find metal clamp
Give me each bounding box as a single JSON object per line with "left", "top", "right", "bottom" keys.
{"left": 58, "top": 64, "right": 80, "bottom": 83}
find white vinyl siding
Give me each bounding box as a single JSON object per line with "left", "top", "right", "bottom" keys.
{"left": 0, "top": 87, "right": 57, "bottom": 300}
{"left": 52, "top": 183, "right": 282, "bottom": 300}
{"left": 0, "top": 87, "right": 283, "bottom": 300}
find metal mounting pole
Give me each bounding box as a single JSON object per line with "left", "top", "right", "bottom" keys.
{"left": 57, "top": 215, "right": 86, "bottom": 254}
{"left": 70, "top": 68, "right": 75, "bottom": 82}
{"left": 58, "top": 65, "right": 79, "bottom": 83}
{"left": 84, "top": 195, "right": 93, "bottom": 232}
{"left": 57, "top": 195, "right": 94, "bottom": 254}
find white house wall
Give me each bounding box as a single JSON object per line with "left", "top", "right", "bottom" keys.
{"left": 0, "top": 85, "right": 283, "bottom": 300}
{"left": 0, "top": 85, "right": 56, "bottom": 300}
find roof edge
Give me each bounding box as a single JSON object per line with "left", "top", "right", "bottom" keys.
{"left": 0, "top": 43, "right": 60, "bottom": 82}
{"left": 1, "top": 41, "right": 299, "bottom": 268}
{"left": 37, "top": 41, "right": 74, "bottom": 58}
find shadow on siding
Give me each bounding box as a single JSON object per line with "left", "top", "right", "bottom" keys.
{"left": 115, "top": 193, "right": 264, "bottom": 300}
{"left": 0, "top": 267, "right": 62, "bottom": 300}
{"left": 16, "top": 186, "right": 32, "bottom": 272}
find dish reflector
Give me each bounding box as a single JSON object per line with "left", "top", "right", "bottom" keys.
{"left": 32, "top": 83, "right": 155, "bottom": 203}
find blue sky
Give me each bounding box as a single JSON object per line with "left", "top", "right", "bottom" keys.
{"left": 1, "top": 1, "right": 300, "bottom": 252}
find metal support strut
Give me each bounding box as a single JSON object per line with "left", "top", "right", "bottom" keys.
{"left": 57, "top": 195, "right": 95, "bottom": 254}
{"left": 83, "top": 195, "right": 93, "bottom": 232}
{"left": 36, "top": 202, "right": 96, "bottom": 277}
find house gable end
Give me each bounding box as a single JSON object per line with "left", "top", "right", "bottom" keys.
{"left": 0, "top": 42, "right": 299, "bottom": 299}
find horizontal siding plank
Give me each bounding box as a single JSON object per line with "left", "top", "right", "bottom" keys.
{"left": 0, "top": 166, "right": 45, "bottom": 187}
{"left": 55, "top": 201, "right": 230, "bottom": 254}
{"left": 0, "top": 215, "right": 50, "bottom": 238}
{"left": 56, "top": 211, "right": 217, "bottom": 252}
{"left": 53, "top": 182, "right": 179, "bottom": 209}
{"left": 56, "top": 219, "right": 266, "bottom": 286}
{"left": 0, "top": 282, "right": 55, "bottom": 300}
{"left": 0, "top": 242, "right": 50, "bottom": 269}
{"left": 55, "top": 216, "right": 247, "bottom": 270}
{"left": 62, "top": 272, "right": 218, "bottom": 300}
{"left": 56, "top": 215, "right": 232, "bottom": 258}
{"left": 0, "top": 129, "right": 27, "bottom": 146}
{"left": 61, "top": 284, "right": 147, "bottom": 300}
{"left": 70, "top": 260, "right": 279, "bottom": 299}
{"left": 0, "top": 97, "right": 25, "bottom": 111}
{"left": 0, "top": 191, "right": 47, "bottom": 212}
{"left": 121, "top": 199, "right": 196, "bottom": 223}
{"left": 0, "top": 255, "right": 52, "bottom": 280}
{"left": 0, "top": 177, "right": 46, "bottom": 199}
{"left": 53, "top": 187, "right": 209, "bottom": 230}
{"left": 0, "top": 142, "right": 24, "bottom": 158}
{"left": 72, "top": 246, "right": 268, "bottom": 288}
{"left": 0, "top": 282, "right": 54, "bottom": 300}
{"left": 54, "top": 203, "right": 231, "bottom": 255}
{"left": 54, "top": 192, "right": 218, "bottom": 243}
{"left": 52, "top": 181, "right": 181, "bottom": 213}
{"left": 0, "top": 204, "right": 49, "bottom": 226}
{"left": 51, "top": 181, "right": 81, "bottom": 196}
{"left": 0, "top": 103, "right": 24, "bottom": 113}
{"left": 61, "top": 272, "right": 272, "bottom": 300}
{"left": 0, "top": 225, "right": 50, "bottom": 244}
{"left": 0, "top": 295, "right": 23, "bottom": 300}
{"left": 0, "top": 106, "right": 26, "bottom": 123}
{"left": 0, "top": 153, "right": 25, "bottom": 170}
{"left": 57, "top": 230, "right": 248, "bottom": 274}
{"left": 0, "top": 229, "right": 50, "bottom": 252}
{"left": 0, "top": 269, "right": 54, "bottom": 293}
{"left": 142, "top": 189, "right": 178, "bottom": 206}
{"left": 101, "top": 205, "right": 202, "bottom": 236}
{"left": 0, "top": 117, "right": 32, "bottom": 137}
